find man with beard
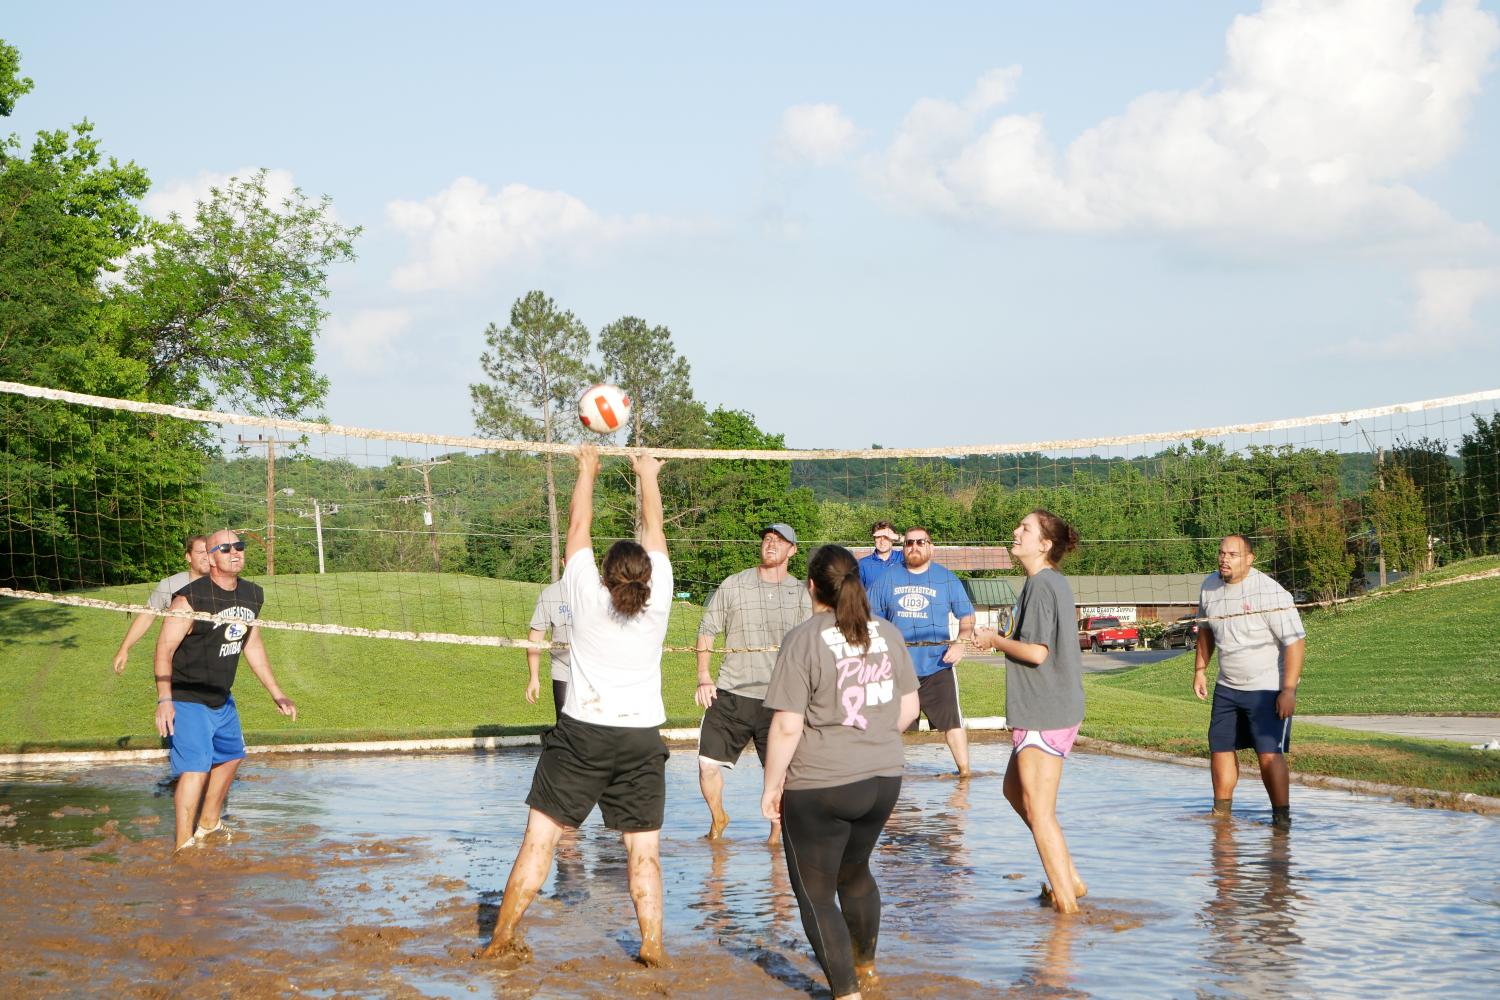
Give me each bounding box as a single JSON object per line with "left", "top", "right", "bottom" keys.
{"left": 868, "top": 526, "right": 976, "bottom": 776}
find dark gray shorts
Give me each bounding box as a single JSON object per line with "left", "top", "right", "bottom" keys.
{"left": 907, "top": 666, "right": 963, "bottom": 733}
{"left": 698, "top": 689, "right": 772, "bottom": 768}
{"left": 526, "top": 714, "right": 668, "bottom": 831}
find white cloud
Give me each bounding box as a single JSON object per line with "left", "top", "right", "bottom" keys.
{"left": 142, "top": 167, "right": 303, "bottom": 222}
{"left": 386, "top": 178, "right": 677, "bottom": 292}
{"left": 1328, "top": 266, "right": 1500, "bottom": 357}
{"left": 322, "top": 308, "right": 414, "bottom": 374}
{"left": 776, "top": 103, "right": 861, "bottom": 164}
{"left": 862, "top": 0, "right": 1500, "bottom": 246}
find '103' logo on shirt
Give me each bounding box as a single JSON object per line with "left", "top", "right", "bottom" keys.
{"left": 822, "top": 622, "right": 894, "bottom": 730}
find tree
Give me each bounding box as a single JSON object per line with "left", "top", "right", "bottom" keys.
{"left": 596, "top": 316, "right": 708, "bottom": 448}
{"left": 1387, "top": 436, "right": 1457, "bottom": 560}
{"left": 1368, "top": 466, "right": 1429, "bottom": 579}
{"left": 0, "top": 40, "right": 359, "bottom": 590}
{"left": 109, "top": 170, "right": 360, "bottom": 417}
{"left": 1459, "top": 414, "right": 1500, "bottom": 556}
{"left": 1281, "top": 487, "right": 1356, "bottom": 605}
{"left": 670, "top": 408, "right": 820, "bottom": 599}
{"left": 470, "top": 291, "right": 593, "bottom": 581}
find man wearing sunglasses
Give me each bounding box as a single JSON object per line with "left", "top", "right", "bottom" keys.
{"left": 152, "top": 529, "right": 298, "bottom": 853}
{"left": 868, "top": 527, "right": 976, "bottom": 776}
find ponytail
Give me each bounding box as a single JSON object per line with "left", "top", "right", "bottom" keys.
{"left": 808, "top": 545, "right": 872, "bottom": 652}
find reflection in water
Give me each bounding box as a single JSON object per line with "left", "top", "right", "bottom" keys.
{"left": 1015, "top": 912, "right": 1080, "bottom": 996}
{"left": 1203, "top": 818, "right": 1304, "bottom": 996}
{"left": 3, "top": 742, "right": 1499, "bottom": 998}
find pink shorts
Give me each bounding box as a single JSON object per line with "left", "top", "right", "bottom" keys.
{"left": 1011, "top": 723, "right": 1081, "bottom": 759}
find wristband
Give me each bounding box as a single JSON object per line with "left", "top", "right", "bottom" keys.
{"left": 157, "top": 697, "right": 172, "bottom": 704}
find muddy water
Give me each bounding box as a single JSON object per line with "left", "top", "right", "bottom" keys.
{"left": 2, "top": 739, "right": 1497, "bottom": 998}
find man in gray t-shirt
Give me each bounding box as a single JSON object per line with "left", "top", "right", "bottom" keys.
{"left": 1193, "top": 535, "right": 1306, "bottom": 827}
{"left": 111, "top": 535, "right": 211, "bottom": 675}
{"left": 695, "top": 523, "right": 812, "bottom": 841}
{"left": 525, "top": 578, "right": 572, "bottom": 722}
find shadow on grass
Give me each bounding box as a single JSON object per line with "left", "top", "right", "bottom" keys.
{"left": 0, "top": 597, "right": 79, "bottom": 649}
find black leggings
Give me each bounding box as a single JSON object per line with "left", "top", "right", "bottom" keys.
{"left": 781, "top": 775, "right": 902, "bottom": 997}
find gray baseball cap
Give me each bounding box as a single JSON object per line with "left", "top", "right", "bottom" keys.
{"left": 761, "top": 523, "right": 797, "bottom": 545}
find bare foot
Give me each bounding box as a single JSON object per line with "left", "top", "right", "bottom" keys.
{"left": 636, "top": 940, "right": 670, "bottom": 968}
{"left": 1039, "top": 882, "right": 1082, "bottom": 914}
{"left": 855, "top": 961, "right": 879, "bottom": 987}
{"left": 475, "top": 935, "right": 532, "bottom": 963}
{"left": 704, "top": 811, "right": 729, "bottom": 840}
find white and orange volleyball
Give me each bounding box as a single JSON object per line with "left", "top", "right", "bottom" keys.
{"left": 577, "top": 383, "right": 631, "bottom": 435}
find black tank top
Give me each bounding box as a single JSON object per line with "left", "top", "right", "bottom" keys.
{"left": 170, "top": 576, "right": 265, "bottom": 708}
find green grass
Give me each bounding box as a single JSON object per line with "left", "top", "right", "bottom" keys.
{"left": 2, "top": 565, "right": 1496, "bottom": 798}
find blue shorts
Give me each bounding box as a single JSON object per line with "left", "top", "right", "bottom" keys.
{"left": 168, "top": 697, "right": 247, "bottom": 775}
{"left": 1209, "top": 685, "right": 1291, "bottom": 755}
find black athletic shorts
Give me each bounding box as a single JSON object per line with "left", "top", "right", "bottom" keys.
{"left": 906, "top": 666, "right": 963, "bottom": 733}
{"left": 526, "top": 714, "right": 668, "bottom": 832}
{"left": 698, "top": 689, "right": 773, "bottom": 768}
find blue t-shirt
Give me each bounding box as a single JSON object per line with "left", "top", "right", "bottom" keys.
{"left": 858, "top": 548, "right": 905, "bottom": 591}
{"left": 868, "top": 563, "right": 974, "bottom": 677}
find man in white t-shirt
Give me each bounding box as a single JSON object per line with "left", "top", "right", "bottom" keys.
{"left": 111, "top": 535, "right": 211, "bottom": 674}
{"left": 1192, "top": 534, "right": 1306, "bottom": 829}
{"left": 480, "top": 445, "right": 673, "bottom": 968}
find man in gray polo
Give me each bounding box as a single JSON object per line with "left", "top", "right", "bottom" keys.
{"left": 1193, "top": 534, "right": 1306, "bottom": 828}
{"left": 695, "top": 523, "right": 812, "bottom": 841}
{"left": 111, "top": 535, "right": 211, "bottom": 674}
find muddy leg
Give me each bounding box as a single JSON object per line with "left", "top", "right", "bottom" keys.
{"left": 624, "top": 829, "right": 667, "bottom": 967}
{"left": 194, "top": 758, "right": 240, "bottom": 837}
{"left": 478, "top": 808, "right": 565, "bottom": 960}
{"left": 1210, "top": 751, "right": 1239, "bottom": 814}
{"left": 699, "top": 759, "right": 730, "bottom": 839}
{"left": 173, "top": 771, "right": 208, "bottom": 851}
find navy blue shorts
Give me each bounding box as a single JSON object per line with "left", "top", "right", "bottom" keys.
{"left": 1209, "top": 685, "right": 1291, "bottom": 754}
{"left": 168, "top": 696, "right": 247, "bottom": 775}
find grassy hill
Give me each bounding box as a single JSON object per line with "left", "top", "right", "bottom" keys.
{"left": 2, "top": 565, "right": 1495, "bottom": 797}
{"left": 0, "top": 570, "right": 1009, "bottom": 751}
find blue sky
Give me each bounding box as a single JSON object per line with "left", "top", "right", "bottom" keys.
{"left": 7, "top": 1, "right": 1500, "bottom": 449}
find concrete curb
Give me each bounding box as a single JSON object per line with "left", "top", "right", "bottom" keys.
{"left": 0, "top": 718, "right": 1012, "bottom": 768}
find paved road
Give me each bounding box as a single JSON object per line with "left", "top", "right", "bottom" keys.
{"left": 1302, "top": 715, "right": 1500, "bottom": 746}
{"left": 966, "top": 646, "right": 1185, "bottom": 674}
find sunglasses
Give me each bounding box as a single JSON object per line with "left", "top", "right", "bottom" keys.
{"left": 212, "top": 541, "right": 247, "bottom": 553}
{"left": 903, "top": 539, "right": 931, "bottom": 547}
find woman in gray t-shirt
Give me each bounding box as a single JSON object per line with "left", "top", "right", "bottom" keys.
{"left": 972, "top": 509, "right": 1088, "bottom": 915}
{"left": 762, "top": 545, "right": 919, "bottom": 999}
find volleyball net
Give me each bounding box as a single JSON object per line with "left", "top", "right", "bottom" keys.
{"left": 2, "top": 379, "right": 1499, "bottom": 650}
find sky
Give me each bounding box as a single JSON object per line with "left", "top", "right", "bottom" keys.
{"left": 7, "top": 0, "right": 1500, "bottom": 450}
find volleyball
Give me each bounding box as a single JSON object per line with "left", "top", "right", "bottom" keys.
{"left": 577, "top": 383, "right": 630, "bottom": 435}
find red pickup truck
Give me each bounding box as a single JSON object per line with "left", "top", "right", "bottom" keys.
{"left": 1078, "top": 616, "right": 1139, "bottom": 652}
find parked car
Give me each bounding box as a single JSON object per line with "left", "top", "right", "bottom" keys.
{"left": 1078, "top": 616, "right": 1139, "bottom": 652}
{"left": 1154, "top": 617, "right": 1200, "bottom": 650}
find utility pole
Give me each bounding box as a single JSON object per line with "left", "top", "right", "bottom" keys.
{"left": 396, "top": 458, "right": 451, "bottom": 572}
{"left": 238, "top": 434, "right": 299, "bottom": 576}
